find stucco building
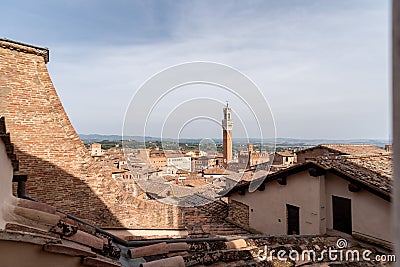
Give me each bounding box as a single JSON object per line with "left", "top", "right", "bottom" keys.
{"left": 229, "top": 152, "right": 392, "bottom": 247}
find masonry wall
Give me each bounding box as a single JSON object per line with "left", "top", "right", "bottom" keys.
{"left": 227, "top": 199, "right": 249, "bottom": 229}
{"left": 181, "top": 205, "right": 248, "bottom": 236}
{"left": 296, "top": 147, "right": 339, "bottom": 163}
{"left": 0, "top": 40, "right": 181, "bottom": 229}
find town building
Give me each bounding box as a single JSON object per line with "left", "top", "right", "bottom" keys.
{"left": 191, "top": 155, "right": 216, "bottom": 171}
{"left": 229, "top": 151, "right": 392, "bottom": 247}
{"left": 272, "top": 151, "right": 296, "bottom": 166}
{"left": 90, "top": 143, "right": 103, "bottom": 156}
{"left": 270, "top": 150, "right": 296, "bottom": 172}
{"left": 167, "top": 155, "right": 191, "bottom": 172}
{"left": 238, "top": 143, "right": 270, "bottom": 170}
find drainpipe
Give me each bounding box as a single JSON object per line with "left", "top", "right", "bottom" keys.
{"left": 12, "top": 174, "right": 27, "bottom": 198}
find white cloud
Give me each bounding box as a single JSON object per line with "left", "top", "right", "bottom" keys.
{"left": 47, "top": 0, "right": 390, "bottom": 139}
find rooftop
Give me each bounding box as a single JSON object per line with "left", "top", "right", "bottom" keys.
{"left": 276, "top": 151, "right": 295, "bottom": 157}
{"left": 298, "top": 144, "right": 386, "bottom": 156}
{"left": 318, "top": 153, "right": 392, "bottom": 194}
{"left": 231, "top": 152, "right": 392, "bottom": 201}
{"left": 0, "top": 38, "right": 49, "bottom": 63}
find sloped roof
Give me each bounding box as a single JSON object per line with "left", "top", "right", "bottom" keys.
{"left": 1, "top": 198, "right": 121, "bottom": 266}
{"left": 0, "top": 38, "right": 49, "bottom": 63}
{"left": 276, "top": 151, "right": 295, "bottom": 157}
{"left": 230, "top": 153, "right": 392, "bottom": 201}
{"left": 119, "top": 235, "right": 390, "bottom": 266}
{"left": 298, "top": 144, "right": 386, "bottom": 156}
{"left": 203, "top": 166, "right": 234, "bottom": 175}
{"left": 321, "top": 144, "right": 386, "bottom": 155}
{"left": 318, "top": 154, "right": 392, "bottom": 194}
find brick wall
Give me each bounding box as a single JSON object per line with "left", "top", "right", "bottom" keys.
{"left": 181, "top": 205, "right": 249, "bottom": 237}
{"left": 296, "top": 147, "right": 340, "bottom": 163}
{"left": 0, "top": 39, "right": 181, "bottom": 229}
{"left": 227, "top": 199, "right": 249, "bottom": 229}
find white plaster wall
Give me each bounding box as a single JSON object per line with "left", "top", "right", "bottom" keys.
{"left": 0, "top": 138, "right": 16, "bottom": 229}
{"left": 231, "top": 171, "right": 322, "bottom": 235}
{"left": 325, "top": 173, "right": 392, "bottom": 243}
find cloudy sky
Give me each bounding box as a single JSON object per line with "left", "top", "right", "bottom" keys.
{"left": 1, "top": 0, "right": 390, "bottom": 140}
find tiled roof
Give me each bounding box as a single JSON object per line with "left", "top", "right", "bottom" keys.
{"left": 182, "top": 179, "right": 208, "bottom": 187}
{"left": 1, "top": 198, "right": 121, "bottom": 266}
{"left": 139, "top": 179, "right": 220, "bottom": 206}
{"left": 276, "top": 151, "right": 294, "bottom": 157}
{"left": 231, "top": 153, "right": 392, "bottom": 201}
{"left": 318, "top": 154, "right": 392, "bottom": 194}
{"left": 119, "top": 235, "right": 390, "bottom": 266}
{"left": 0, "top": 38, "right": 49, "bottom": 63}
{"left": 318, "top": 144, "right": 386, "bottom": 155}
{"left": 203, "top": 166, "right": 234, "bottom": 175}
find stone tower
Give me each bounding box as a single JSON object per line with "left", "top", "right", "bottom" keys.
{"left": 222, "top": 102, "right": 233, "bottom": 166}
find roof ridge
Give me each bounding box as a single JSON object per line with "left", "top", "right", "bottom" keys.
{"left": 0, "top": 38, "right": 49, "bottom": 63}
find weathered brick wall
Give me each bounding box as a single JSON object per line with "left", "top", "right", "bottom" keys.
{"left": 181, "top": 202, "right": 250, "bottom": 236}
{"left": 0, "top": 39, "right": 181, "bottom": 229}
{"left": 296, "top": 147, "right": 340, "bottom": 163}
{"left": 227, "top": 198, "right": 249, "bottom": 229}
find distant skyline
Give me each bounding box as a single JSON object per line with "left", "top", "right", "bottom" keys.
{"left": 1, "top": 0, "right": 390, "bottom": 140}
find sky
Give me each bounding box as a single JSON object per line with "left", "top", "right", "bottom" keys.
{"left": 1, "top": 0, "right": 391, "bottom": 140}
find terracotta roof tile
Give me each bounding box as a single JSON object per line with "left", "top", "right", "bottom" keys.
{"left": 17, "top": 198, "right": 57, "bottom": 214}
{"left": 5, "top": 223, "right": 60, "bottom": 239}
{"left": 128, "top": 242, "right": 169, "bottom": 258}
{"left": 0, "top": 229, "right": 60, "bottom": 245}
{"left": 320, "top": 144, "right": 386, "bottom": 155}
{"left": 65, "top": 230, "right": 104, "bottom": 250}
{"left": 13, "top": 205, "right": 61, "bottom": 228}
{"left": 275, "top": 151, "right": 294, "bottom": 157}
{"left": 1, "top": 198, "right": 121, "bottom": 266}
{"left": 318, "top": 154, "right": 392, "bottom": 193}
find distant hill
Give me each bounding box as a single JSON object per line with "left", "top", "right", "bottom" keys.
{"left": 79, "top": 134, "right": 388, "bottom": 147}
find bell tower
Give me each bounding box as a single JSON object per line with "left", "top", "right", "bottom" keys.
{"left": 222, "top": 102, "right": 233, "bottom": 166}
